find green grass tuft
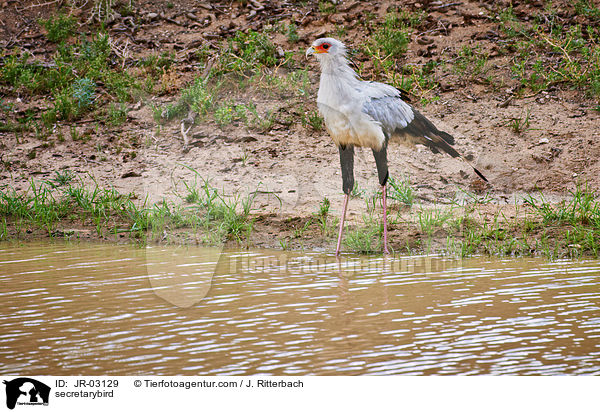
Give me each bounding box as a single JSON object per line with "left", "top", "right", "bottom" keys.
{"left": 344, "top": 220, "right": 381, "bottom": 254}
{"left": 40, "top": 13, "right": 77, "bottom": 43}
{"left": 387, "top": 175, "right": 414, "bottom": 207}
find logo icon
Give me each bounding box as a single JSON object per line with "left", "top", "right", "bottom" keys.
{"left": 3, "top": 378, "right": 50, "bottom": 410}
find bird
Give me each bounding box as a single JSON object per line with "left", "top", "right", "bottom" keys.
{"left": 306, "top": 38, "right": 487, "bottom": 256}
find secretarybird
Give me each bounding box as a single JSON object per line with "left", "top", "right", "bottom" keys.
{"left": 306, "top": 38, "right": 487, "bottom": 256}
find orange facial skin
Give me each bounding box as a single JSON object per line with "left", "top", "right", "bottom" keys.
{"left": 314, "top": 43, "right": 331, "bottom": 53}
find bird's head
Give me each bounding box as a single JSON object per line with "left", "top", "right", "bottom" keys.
{"left": 306, "top": 38, "right": 346, "bottom": 61}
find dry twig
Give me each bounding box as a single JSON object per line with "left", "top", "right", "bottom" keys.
{"left": 16, "top": 0, "right": 61, "bottom": 11}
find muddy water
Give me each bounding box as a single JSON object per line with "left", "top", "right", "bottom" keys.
{"left": 1, "top": 242, "right": 599, "bottom": 375}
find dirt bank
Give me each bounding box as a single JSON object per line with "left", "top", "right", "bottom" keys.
{"left": 1, "top": 0, "right": 599, "bottom": 256}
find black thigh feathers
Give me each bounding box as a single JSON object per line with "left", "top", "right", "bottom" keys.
{"left": 338, "top": 144, "right": 355, "bottom": 195}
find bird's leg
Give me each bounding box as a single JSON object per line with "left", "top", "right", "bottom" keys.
{"left": 372, "top": 145, "right": 390, "bottom": 255}
{"left": 337, "top": 144, "right": 355, "bottom": 257}
{"left": 335, "top": 193, "right": 349, "bottom": 256}
{"left": 382, "top": 184, "right": 390, "bottom": 255}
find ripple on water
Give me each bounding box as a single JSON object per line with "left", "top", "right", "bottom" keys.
{"left": 1, "top": 244, "right": 600, "bottom": 374}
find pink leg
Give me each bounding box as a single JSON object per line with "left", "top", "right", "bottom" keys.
{"left": 335, "top": 194, "right": 349, "bottom": 256}
{"left": 382, "top": 185, "right": 390, "bottom": 255}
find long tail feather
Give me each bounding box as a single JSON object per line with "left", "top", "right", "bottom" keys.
{"left": 393, "top": 108, "right": 488, "bottom": 183}
{"left": 472, "top": 165, "right": 488, "bottom": 182}
{"left": 425, "top": 133, "right": 488, "bottom": 183}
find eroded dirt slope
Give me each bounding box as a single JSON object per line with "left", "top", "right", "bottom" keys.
{"left": 1, "top": 0, "right": 599, "bottom": 238}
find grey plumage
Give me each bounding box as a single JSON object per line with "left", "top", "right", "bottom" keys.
{"left": 306, "top": 37, "right": 487, "bottom": 182}
{"left": 362, "top": 89, "right": 488, "bottom": 182}
{"left": 362, "top": 96, "right": 415, "bottom": 137}
{"left": 306, "top": 37, "right": 488, "bottom": 255}
{"left": 363, "top": 96, "right": 455, "bottom": 148}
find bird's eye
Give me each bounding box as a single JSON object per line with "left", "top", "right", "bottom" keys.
{"left": 322, "top": 43, "right": 330, "bottom": 50}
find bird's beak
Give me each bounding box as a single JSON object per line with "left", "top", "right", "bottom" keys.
{"left": 305, "top": 46, "right": 315, "bottom": 59}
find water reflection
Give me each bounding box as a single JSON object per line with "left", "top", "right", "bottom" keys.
{"left": 0, "top": 242, "right": 599, "bottom": 375}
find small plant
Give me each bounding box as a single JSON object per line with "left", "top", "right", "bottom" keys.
{"left": 524, "top": 183, "right": 600, "bottom": 227}
{"left": 1, "top": 29, "right": 138, "bottom": 127}
{"left": 292, "top": 218, "right": 312, "bottom": 239}
{"left": 107, "top": 102, "right": 128, "bottom": 125}
{"left": 287, "top": 23, "right": 299, "bottom": 44}
{"left": 453, "top": 46, "right": 490, "bottom": 79}
{"left": 410, "top": 61, "right": 440, "bottom": 95}
{"left": 119, "top": 0, "right": 134, "bottom": 16}
{"left": 217, "top": 191, "right": 257, "bottom": 243}
{"left": 224, "top": 30, "right": 279, "bottom": 73}
{"left": 344, "top": 222, "right": 381, "bottom": 254}
{"left": 214, "top": 103, "right": 235, "bottom": 127}
{"left": 52, "top": 78, "right": 96, "bottom": 121}
{"left": 374, "top": 13, "right": 411, "bottom": 58}
{"left": 335, "top": 25, "right": 347, "bottom": 38}
{"left": 72, "top": 78, "right": 96, "bottom": 109}
{"left": 260, "top": 69, "right": 311, "bottom": 97}
{"left": 53, "top": 88, "right": 77, "bottom": 120}
{"left": 417, "top": 206, "right": 453, "bottom": 236}
{"left": 350, "top": 183, "right": 365, "bottom": 199}
{"left": 139, "top": 52, "right": 175, "bottom": 73}
{"left": 184, "top": 77, "right": 218, "bottom": 115}
{"left": 160, "top": 101, "right": 187, "bottom": 121}
{"left": 41, "top": 110, "right": 57, "bottom": 127}
{"left": 40, "top": 13, "right": 76, "bottom": 43}
{"left": 313, "top": 197, "right": 331, "bottom": 235}
{"left": 214, "top": 102, "right": 248, "bottom": 127}
{"left": 505, "top": 109, "right": 531, "bottom": 134}
{"left": 245, "top": 103, "right": 274, "bottom": 132}
{"left": 387, "top": 175, "right": 414, "bottom": 207}
{"left": 302, "top": 110, "right": 323, "bottom": 131}
{"left": 68, "top": 126, "right": 78, "bottom": 141}
{"left": 176, "top": 165, "right": 260, "bottom": 244}
{"left": 318, "top": 197, "right": 330, "bottom": 217}
{"left": 48, "top": 170, "right": 75, "bottom": 187}
{"left": 0, "top": 53, "right": 48, "bottom": 93}
{"left": 182, "top": 180, "right": 201, "bottom": 204}
{"left": 575, "top": 0, "right": 600, "bottom": 19}
{"left": 498, "top": 6, "right": 524, "bottom": 38}
{"left": 161, "top": 77, "right": 218, "bottom": 120}
{"left": 240, "top": 146, "right": 250, "bottom": 166}
{"left": 318, "top": 1, "right": 336, "bottom": 15}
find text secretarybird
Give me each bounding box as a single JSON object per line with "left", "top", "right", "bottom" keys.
{"left": 306, "top": 38, "right": 487, "bottom": 256}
